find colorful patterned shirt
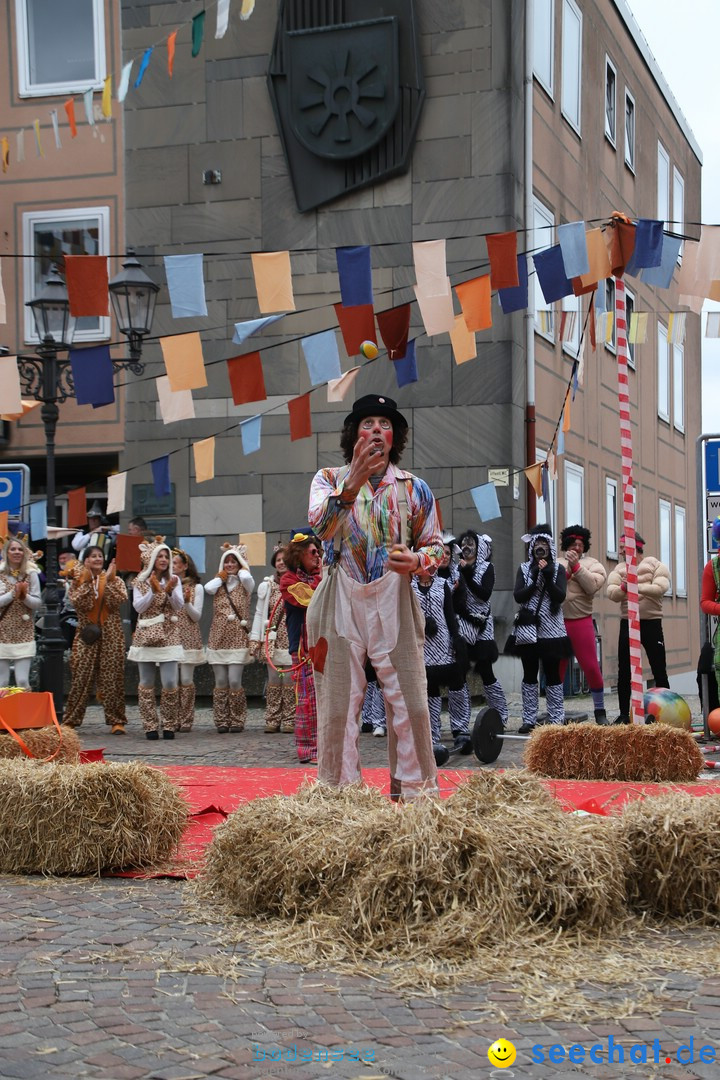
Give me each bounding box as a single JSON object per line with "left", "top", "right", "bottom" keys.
{"left": 308, "top": 462, "right": 444, "bottom": 583}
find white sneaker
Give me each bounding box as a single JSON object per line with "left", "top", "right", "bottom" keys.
{"left": 373, "top": 725, "right": 387, "bottom": 737}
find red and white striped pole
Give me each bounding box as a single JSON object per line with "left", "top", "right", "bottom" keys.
{"left": 615, "top": 276, "right": 644, "bottom": 724}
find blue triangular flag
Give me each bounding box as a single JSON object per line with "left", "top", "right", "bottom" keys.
{"left": 532, "top": 245, "right": 574, "bottom": 303}
{"left": 301, "top": 330, "right": 342, "bottom": 386}
{"left": 498, "top": 256, "right": 529, "bottom": 314}
{"left": 572, "top": 363, "right": 579, "bottom": 402}
{"left": 232, "top": 315, "right": 284, "bottom": 345}
{"left": 393, "top": 339, "right": 418, "bottom": 387}
{"left": 336, "top": 246, "right": 373, "bottom": 306}
{"left": 470, "top": 483, "right": 501, "bottom": 523}
{"left": 179, "top": 536, "right": 206, "bottom": 574}
{"left": 151, "top": 456, "right": 171, "bottom": 498}
{"left": 69, "top": 345, "right": 115, "bottom": 407}
{"left": 558, "top": 222, "right": 590, "bottom": 278}
{"left": 625, "top": 219, "right": 664, "bottom": 275}
{"left": 134, "top": 47, "right": 153, "bottom": 88}
{"left": 240, "top": 415, "right": 262, "bottom": 455}
{"left": 30, "top": 501, "right": 47, "bottom": 541}
{"left": 637, "top": 234, "right": 683, "bottom": 289}
{"left": 164, "top": 254, "right": 207, "bottom": 318}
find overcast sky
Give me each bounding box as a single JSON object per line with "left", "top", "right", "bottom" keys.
{"left": 624, "top": 0, "right": 719, "bottom": 431}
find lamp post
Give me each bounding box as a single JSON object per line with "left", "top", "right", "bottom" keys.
{"left": 17, "top": 257, "right": 158, "bottom": 719}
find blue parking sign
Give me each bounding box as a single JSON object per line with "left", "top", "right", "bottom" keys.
{"left": 0, "top": 465, "right": 30, "bottom": 518}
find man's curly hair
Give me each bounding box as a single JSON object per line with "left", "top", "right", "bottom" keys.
{"left": 339, "top": 420, "right": 409, "bottom": 464}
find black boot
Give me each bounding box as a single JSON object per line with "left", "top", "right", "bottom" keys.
{"left": 594, "top": 709, "right": 608, "bottom": 725}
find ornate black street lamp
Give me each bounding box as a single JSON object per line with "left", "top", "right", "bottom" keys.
{"left": 17, "top": 257, "right": 158, "bottom": 719}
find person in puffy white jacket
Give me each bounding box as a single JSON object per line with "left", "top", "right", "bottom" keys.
{"left": 557, "top": 526, "right": 608, "bottom": 724}
{"left": 606, "top": 532, "right": 670, "bottom": 723}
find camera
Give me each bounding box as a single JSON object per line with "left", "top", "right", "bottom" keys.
{"left": 533, "top": 542, "right": 550, "bottom": 561}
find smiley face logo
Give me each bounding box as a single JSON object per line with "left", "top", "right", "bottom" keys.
{"left": 488, "top": 1039, "right": 517, "bottom": 1068}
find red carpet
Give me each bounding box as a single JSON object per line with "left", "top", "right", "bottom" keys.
{"left": 134, "top": 765, "right": 720, "bottom": 879}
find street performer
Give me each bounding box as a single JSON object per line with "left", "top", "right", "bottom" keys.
{"left": 307, "top": 393, "right": 444, "bottom": 800}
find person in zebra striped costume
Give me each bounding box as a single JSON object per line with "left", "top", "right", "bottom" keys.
{"left": 412, "top": 565, "right": 471, "bottom": 760}
{"left": 506, "top": 525, "right": 572, "bottom": 733}
{"left": 453, "top": 530, "right": 509, "bottom": 728}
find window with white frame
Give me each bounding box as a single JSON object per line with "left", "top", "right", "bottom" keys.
{"left": 606, "top": 477, "right": 618, "bottom": 558}
{"left": 624, "top": 89, "right": 635, "bottom": 171}
{"left": 673, "top": 340, "right": 684, "bottom": 433}
{"left": 561, "top": 0, "right": 582, "bottom": 132}
{"left": 658, "top": 142, "right": 670, "bottom": 230}
{"left": 657, "top": 322, "right": 669, "bottom": 421}
{"left": 536, "top": 450, "right": 556, "bottom": 537}
{"left": 605, "top": 56, "right": 616, "bottom": 144}
{"left": 15, "top": 0, "right": 105, "bottom": 98}
{"left": 533, "top": 198, "right": 555, "bottom": 339}
{"left": 625, "top": 288, "right": 636, "bottom": 368}
{"left": 23, "top": 207, "right": 110, "bottom": 343}
{"left": 659, "top": 499, "right": 672, "bottom": 593}
{"left": 564, "top": 461, "right": 584, "bottom": 527}
{"left": 673, "top": 167, "right": 684, "bottom": 261}
{"left": 604, "top": 277, "right": 616, "bottom": 351}
{"left": 533, "top": 0, "right": 555, "bottom": 95}
{"left": 674, "top": 505, "right": 686, "bottom": 596}
{"left": 561, "top": 291, "right": 580, "bottom": 356}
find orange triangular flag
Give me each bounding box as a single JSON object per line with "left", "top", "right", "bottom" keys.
{"left": 455, "top": 275, "right": 492, "bottom": 332}
{"left": 288, "top": 394, "right": 312, "bottom": 441}
{"left": 562, "top": 396, "right": 571, "bottom": 433}
{"left": 168, "top": 30, "right": 178, "bottom": 77}
{"left": 193, "top": 436, "right": 215, "bottom": 483}
{"left": 64, "top": 99, "right": 77, "bottom": 138}
{"left": 1, "top": 137, "right": 8, "bottom": 173}
{"left": 524, "top": 464, "right": 543, "bottom": 498}
{"left": 0, "top": 511, "right": 8, "bottom": 538}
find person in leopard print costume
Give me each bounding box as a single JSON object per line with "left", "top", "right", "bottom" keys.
{"left": 172, "top": 549, "right": 206, "bottom": 732}
{"left": 64, "top": 546, "right": 128, "bottom": 732}
{"left": 204, "top": 543, "right": 255, "bottom": 733}
{"left": 0, "top": 536, "right": 42, "bottom": 689}
{"left": 249, "top": 545, "right": 295, "bottom": 734}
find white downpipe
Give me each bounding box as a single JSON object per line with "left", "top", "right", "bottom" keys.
{"left": 525, "top": 0, "right": 535, "bottom": 412}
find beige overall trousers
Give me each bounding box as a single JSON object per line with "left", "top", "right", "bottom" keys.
{"left": 306, "top": 479, "right": 438, "bottom": 799}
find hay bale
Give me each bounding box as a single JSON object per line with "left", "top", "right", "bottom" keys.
{"left": 0, "top": 725, "right": 81, "bottom": 762}
{"left": 524, "top": 724, "right": 704, "bottom": 782}
{"left": 196, "top": 775, "right": 626, "bottom": 958}
{"left": 0, "top": 760, "right": 189, "bottom": 875}
{"left": 620, "top": 791, "right": 720, "bottom": 921}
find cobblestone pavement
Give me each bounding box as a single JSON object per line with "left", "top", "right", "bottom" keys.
{"left": 2, "top": 692, "right": 720, "bottom": 1079}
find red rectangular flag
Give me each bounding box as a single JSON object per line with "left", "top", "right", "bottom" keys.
{"left": 64, "top": 256, "right": 109, "bottom": 317}
{"left": 288, "top": 393, "right": 312, "bottom": 441}
{"left": 486, "top": 232, "right": 519, "bottom": 290}
{"left": 226, "top": 353, "right": 267, "bottom": 406}
{"left": 334, "top": 303, "right": 376, "bottom": 356}
{"left": 376, "top": 304, "right": 410, "bottom": 360}
{"left": 67, "top": 486, "right": 87, "bottom": 528}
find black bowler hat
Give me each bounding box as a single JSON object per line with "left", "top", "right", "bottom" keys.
{"left": 344, "top": 394, "right": 408, "bottom": 431}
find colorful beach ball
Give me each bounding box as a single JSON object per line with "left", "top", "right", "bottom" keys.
{"left": 359, "top": 340, "right": 379, "bottom": 359}
{"left": 643, "top": 687, "right": 692, "bottom": 730}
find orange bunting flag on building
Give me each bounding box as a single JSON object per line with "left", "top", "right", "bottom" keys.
{"left": 33, "top": 119, "right": 44, "bottom": 157}
{"left": 160, "top": 333, "right": 207, "bottom": 392}
{"left": 167, "top": 30, "right": 178, "bottom": 77}
{"left": 64, "top": 99, "right": 77, "bottom": 137}
{"left": 449, "top": 314, "right": 477, "bottom": 365}
{"left": 193, "top": 437, "right": 215, "bottom": 483}
{"left": 486, "top": 232, "right": 519, "bottom": 290}
{"left": 1, "top": 137, "right": 8, "bottom": 173}
{"left": 102, "top": 75, "right": 112, "bottom": 118}
{"left": 578, "top": 229, "right": 612, "bottom": 289}
{"left": 288, "top": 393, "right": 312, "bottom": 441}
{"left": 0, "top": 511, "right": 7, "bottom": 539}
{"left": 455, "top": 275, "right": 492, "bottom": 332}
{"left": 68, "top": 487, "right": 87, "bottom": 529}
{"left": 251, "top": 251, "right": 296, "bottom": 313}
{"left": 562, "top": 396, "right": 571, "bottom": 433}
{"left": 64, "top": 256, "right": 109, "bottom": 317}
{"left": 226, "top": 352, "right": 267, "bottom": 406}
{"left": 524, "top": 463, "right": 544, "bottom": 498}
